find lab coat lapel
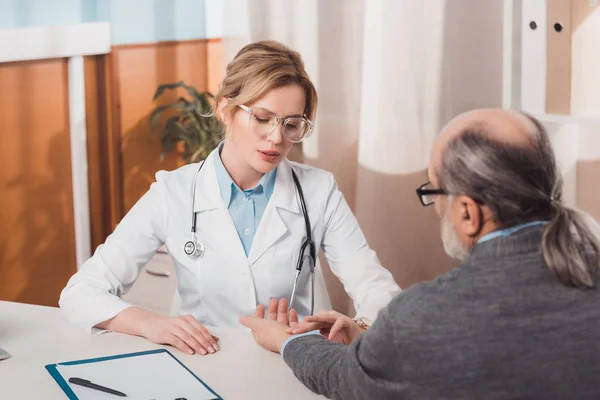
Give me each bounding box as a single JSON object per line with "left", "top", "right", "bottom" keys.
{"left": 247, "top": 159, "right": 300, "bottom": 267}
{"left": 193, "top": 150, "right": 222, "bottom": 213}
{"left": 195, "top": 149, "right": 247, "bottom": 263}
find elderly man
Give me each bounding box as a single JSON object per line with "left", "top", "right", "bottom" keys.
{"left": 240, "top": 109, "right": 600, "bottom": 400}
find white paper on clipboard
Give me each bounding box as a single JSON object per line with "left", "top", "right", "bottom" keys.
{"left": 55, "top": 350, "right": 219, "bottom": 400}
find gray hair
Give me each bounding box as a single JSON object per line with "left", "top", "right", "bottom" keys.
{"left": 436, "top": 114, "right": 599, "bottom": 288}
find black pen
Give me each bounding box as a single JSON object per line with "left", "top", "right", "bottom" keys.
{"left": 68, "top": 377, "right": 127, "bottom": 397}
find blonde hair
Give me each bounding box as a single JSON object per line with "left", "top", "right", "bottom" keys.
{"left": 215, "top": 41, "right": 318, "bottom": 122}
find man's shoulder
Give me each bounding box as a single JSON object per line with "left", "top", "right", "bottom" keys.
{"left": 385, "top": 266, "right": 467, "bottom": 324}
{"left": 395, "top": 265, "right": 463, "bottom": 300}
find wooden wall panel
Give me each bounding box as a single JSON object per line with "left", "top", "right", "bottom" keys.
{"left": 0, "top": 39, "right": 223, "bottom": 305}
{"left": 546, "top": 0, "right": 572, "bottom": 114}
{"left": 85, "top": 56, "right": 107, "bottom": 250}
{"left": 0, "top": 58, "right": 77, "bottom": 306}
{"left": 113, "top": 39, "right": 223, "bottom": 214}
{"left": 207, "top": 38, "right": 223, "bottom": 95}
{"left": 577, "top": 160, "right": 600, "bottom": 223}
{"left": 85, "top": 55, "right": 122, "bottom": 250}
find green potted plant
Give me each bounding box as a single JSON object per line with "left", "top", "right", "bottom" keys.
{"left": 150, "top": 81, "right": 222, "bottom": 163}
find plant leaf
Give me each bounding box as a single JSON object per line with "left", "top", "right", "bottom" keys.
{"left": 150, "top": 81, "right": 222, "bottom": 163}
{"left": 153, "top": 81, "right": 185, "bottom": 101}
{"left": 150, "top": 103, "right": 187, "bottom": 134}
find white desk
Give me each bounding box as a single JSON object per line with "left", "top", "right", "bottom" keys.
{"left": 0, "top": 301, "right": 325, "bottom": 399}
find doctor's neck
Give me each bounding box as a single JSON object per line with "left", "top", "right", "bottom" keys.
{"left": 220, "top": 140, "right": 265, "bottom": 190}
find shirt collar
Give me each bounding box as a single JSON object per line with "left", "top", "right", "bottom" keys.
{"left": 213, "top": 142, "right": 277, "bottom": 206}
{"left": 477, "top": 221, "right": 548, "bottom": 244}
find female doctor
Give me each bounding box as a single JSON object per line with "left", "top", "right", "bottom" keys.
{"left": 59, "top": 40, "right": 400, "bottom": 356}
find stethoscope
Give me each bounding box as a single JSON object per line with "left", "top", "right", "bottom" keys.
{"left": 183, "top": 160, "right": 317, "bottom": 315}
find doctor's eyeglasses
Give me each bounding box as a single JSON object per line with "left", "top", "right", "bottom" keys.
{"left": 416, "top": 182, "right": 448, "bottom": 206}
{"left": 238, "top": 105, "right": 314, "bottom": 143}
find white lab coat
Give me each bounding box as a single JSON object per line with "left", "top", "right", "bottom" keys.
{"left": 60, "top": 149, "right": 401, "bottom": 333}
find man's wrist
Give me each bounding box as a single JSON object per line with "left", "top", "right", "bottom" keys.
{"left": 280, "top": 331, "right": 322, "bottom": 357}
{"left": 276, "top": 333, "right": 292, "bottom": 353}
{"left": 352, "top": 316, "right": 372, "bottom": 330}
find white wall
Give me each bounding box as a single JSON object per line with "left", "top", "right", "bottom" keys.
{"left": 571, "top": 7, "right": 600, "bottom": 116}
{"left": 540, "top": 114, "right": 600, "bottom": 212}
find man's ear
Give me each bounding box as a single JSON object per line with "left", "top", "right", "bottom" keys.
{"left": 217, "top": 98, "right": 229, "bottom": 124}
{"left": 455, "top": 195, "right": 483, "bottom": 238}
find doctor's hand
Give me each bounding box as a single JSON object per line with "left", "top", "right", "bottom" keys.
{"left": 287, "top": 310, "right": 364, "bottom": 345}
{"left": 139, "top": 314, "right": 220, "bottom": 356}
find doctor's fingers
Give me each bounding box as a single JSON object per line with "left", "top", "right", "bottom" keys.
{"left": 183, "top": 314, "right": 219, "bottom": 348}
{"left": 181, "top": 317, "right": 219, "bottom": 352}
{"left": 172, "top": 325, "right": 213, "bottom": 355}
{"left": 166, "top": 331, "right": 195, "bottom": 355}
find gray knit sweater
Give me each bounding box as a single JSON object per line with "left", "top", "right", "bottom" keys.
{"left": 283, "top": 227, "right": 600, "bottom": 399}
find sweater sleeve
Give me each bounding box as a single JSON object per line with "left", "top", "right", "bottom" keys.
{"left": 282, "top": 305, "right": 403, "bottom": 400}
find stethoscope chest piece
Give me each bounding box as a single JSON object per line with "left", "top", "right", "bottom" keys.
{"left": 184, "top": 239, "right": 205, "bottom": 259}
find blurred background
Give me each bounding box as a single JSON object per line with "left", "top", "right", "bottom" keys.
{"left": 1, "top": 0, "right": 599, "bottom": 316}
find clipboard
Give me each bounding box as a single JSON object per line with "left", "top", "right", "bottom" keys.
{"left": 45, "top": 349, "right": 222, "bottom": 400}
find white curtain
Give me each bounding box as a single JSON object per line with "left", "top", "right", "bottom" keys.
{"left": 221, "top": 0, "right": 508, "bottom": 313}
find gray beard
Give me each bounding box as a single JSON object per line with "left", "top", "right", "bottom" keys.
{"left": 441, "top": 213, "right": 470, "bottom": 262}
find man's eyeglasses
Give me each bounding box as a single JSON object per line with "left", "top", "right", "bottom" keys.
{"left": 416, "top": 182, "right": 448, "bottom": 206}
{"left": 238, "top": 105, "right": 314, "bottom": 143}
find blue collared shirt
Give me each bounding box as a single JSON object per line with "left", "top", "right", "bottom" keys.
{"left": 213, "top": 146, "right": 277, "bottom": 257}
{"left": 477, "top": 221, "right": 547, "bottom": 244}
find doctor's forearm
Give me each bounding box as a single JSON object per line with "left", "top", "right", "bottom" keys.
{"left": 95, "top": 307, "right": 158, "bottom": 336}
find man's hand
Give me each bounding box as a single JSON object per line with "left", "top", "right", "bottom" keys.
{"left": 288, "top": 310, "right": 364, "bottom": 345}
{"left": 255, "top": 298, "right": 299, "bottom": 326}
{"left": 239, "top": 298, "right": 299, "bottom": 353}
